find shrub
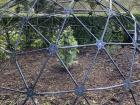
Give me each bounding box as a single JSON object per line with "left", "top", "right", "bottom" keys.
{"left": 58, "top": 26, "right": 79, "bottom": 68}
{"left": 0, "top": 36, "right": 8, "bottom": 60}
{"left": 31, "top": 38, "right": 44, "bottom": 48}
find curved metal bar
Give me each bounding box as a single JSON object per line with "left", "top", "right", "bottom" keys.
{"left": 82, "top": 49, "right": 99, "bottom": 84}
{"left": 28, "top": 21, "right": 51, "bottom": 45}
{"left": 15, "top": 60, "right": 29, "bottom": 89}
{"left": 32, "top": 56, "right": 50, "bottom": 89}
{"left": 36, "top": 90, "right": 75, "bottom": 96}
{"left": 72, "top": 14, "right": 98, "bottom": 41}
{"left": 56, "top": 53, "right": 78, "bottom": 86}
{"left": 87, "top": 79, "right": 140, "bottom": 91}
{"left": 104, "top": 48, "right": 125, "bottom": 79}
{"left": 31, "top": 97, "right": 37, "bottom": 105}
{"left": 0, "top": 87, "right": 25, "bottom": 94}
{"left": 0, "top": 0, "right": 140, "bottom": 105}
{"left": 22, "top": 97, "right": 29, "bottom": 105}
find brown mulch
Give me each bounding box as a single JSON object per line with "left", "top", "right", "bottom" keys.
{"left": 0, "top": 46, "right": 140, "bottom": 105}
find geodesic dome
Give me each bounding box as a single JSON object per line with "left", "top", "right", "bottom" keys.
{"left": 0, "top": 0, "right": 140, "bottom": 105}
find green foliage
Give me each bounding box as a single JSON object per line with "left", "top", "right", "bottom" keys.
{"left": 9, "top": 30, "right": 25, "bottom": 50}
{"left": 104, "top": 24, "right": 125, "bottom": 42}
{"left": 58, "top": 26, "right": 79, "bottom": 68}
{"left": 71, "top": 16, "right": 106, "bottom": 44}
{"left": 0, "top": 14, "right": 140, "bottom": 60}
{"left": 31, "top": 38, "right": 44, "bottom": 48}
{"left": 0, "top": 36, "right": 8, "bottom": 60}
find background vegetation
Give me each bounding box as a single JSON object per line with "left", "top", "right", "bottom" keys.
{"left": 0, "top": 0, "right": 139, "bottom": 61}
